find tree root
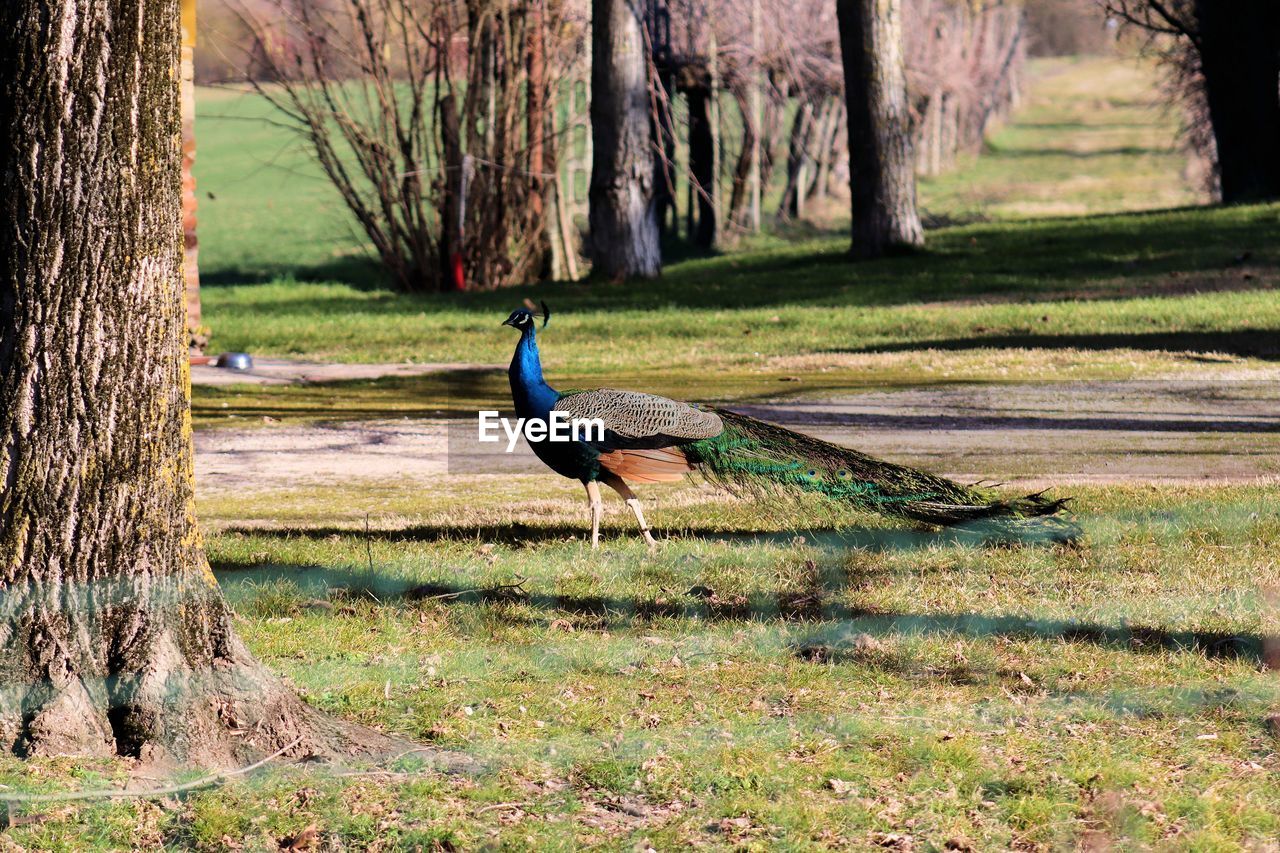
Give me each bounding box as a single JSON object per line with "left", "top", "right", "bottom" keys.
{"left": 2, "top": 628, "right": 473, "bottom": 776}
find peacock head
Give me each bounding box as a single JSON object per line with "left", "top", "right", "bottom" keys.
{"left": 502, "top": 301, "right": 550, "bottom": 332}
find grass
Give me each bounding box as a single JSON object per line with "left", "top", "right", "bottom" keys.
{"left": 920, "top": 56, "right": 1205, "bottom": 218}
{"left": 5, "top": 56, "right": 1279, "bottom": 850}
{"left": 4, "top": 482, "right": 1278, "bottom": 849}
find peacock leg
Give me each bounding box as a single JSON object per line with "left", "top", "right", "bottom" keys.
{"left": 602, "top": 476, "right": 658, "bottom": 549}
{"left": 585, "top": 480, "right": 603, "bottom": 548}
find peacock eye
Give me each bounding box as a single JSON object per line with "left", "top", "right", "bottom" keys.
{"left": 805, "top": 469, "right": 819, "bottom": 478}
{"left": 836, "top": 469, "right": 851, "bottom": 480}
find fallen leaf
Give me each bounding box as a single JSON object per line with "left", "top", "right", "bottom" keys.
{"left": 825, "top": 778, "right": 854, "bottom": 796}
{"left": 278, "top": 824, "right": 319, "bottom": 851}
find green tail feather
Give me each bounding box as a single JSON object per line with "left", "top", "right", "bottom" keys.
{"left": 681, "top": 408, "right": 1068, "bottom": 527}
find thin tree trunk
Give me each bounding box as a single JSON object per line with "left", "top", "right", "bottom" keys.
{"left": 685, "top": 75, "right": 717, "bottom": 248}
{"left": 726, "top": 89, "right": 757, "bottom": 233}
{"left": 756, "top": 95, "right": 783, "bottom": 209}
{"left": 836, "top": 0, "right": 924, "bottom": 258}
{"left": 1194, "top": 0, "right": 1280, "bottom": 204}
{"left": 0, "top": 0, "right": 398, "bottom": 765}
{"left": 809, "top": 101, "right": 844, "bottom": 201}
{"left": 525, "top": 0, "right": 552, "bottom": 276}
{"left": 588, "top": 0, "right": 660, "bottom": 279}
{"left": 779, "top": 100, "right": 816, "bottom": 219}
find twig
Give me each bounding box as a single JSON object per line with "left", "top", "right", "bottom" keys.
{"left": 364, "top": 512, "right": 374, "bottom": 573}
{"left": 419, "top": 577, "right": 527, "bottom": 601}
{"left": 0, "top": 737, "right": 302, "bottom": 805}
{"left": 474, "top": 800, "right": 532, "bottom": 816}
{"left": 333, "top": 769, "right": 436, "bottom": 780}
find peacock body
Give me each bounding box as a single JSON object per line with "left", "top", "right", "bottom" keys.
{"left": 502, "top": 306, "right": 1066, "bottom": 545}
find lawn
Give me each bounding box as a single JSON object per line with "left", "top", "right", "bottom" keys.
{"left": 4, "top": 483, "right": 1278, "bottom": 849}
{"left": 2, "top": 57, "right": 1278, "bottom": 851}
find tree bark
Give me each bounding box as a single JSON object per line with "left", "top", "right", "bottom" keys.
{"left": 0, "top": 0, "right": 396, "bottom": 766}
{"left": 726, "top": 88, "right": 758, "bottom": 235}
{"left": 836, "top": 0, "right": 924, "bottom": 258}
{"left": 588, "top": 0, "right": 661, "bottom": 279}
{"left": 1194, "top": 0, "right": 1280, "bottom": 204}
{"left": 686, "top": 81, "right": 717, "bottom": 248}
{"left": 525, "top": 0, "right": 552, "bottom": 277}
{"left": 779, "top": 100, "right": 817, "bottom": 219}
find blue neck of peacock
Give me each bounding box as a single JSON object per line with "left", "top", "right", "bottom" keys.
{"left": 509, "top": 325, "right": 558, "bottom": 416}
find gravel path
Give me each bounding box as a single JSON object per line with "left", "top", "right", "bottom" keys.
{"left": 195, "top": 380, "right": 1280, "bottom": 493}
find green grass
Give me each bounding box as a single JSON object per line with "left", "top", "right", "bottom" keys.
{"left": 4, "top": 482, "right": 1278, "bottom": 849}
{"left": 197, "top": 203, "right": 1280, "bottom": 371}
{"left": 920, "top": 56, "right": 1205, "bottom": 218}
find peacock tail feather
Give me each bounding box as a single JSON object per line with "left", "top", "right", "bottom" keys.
{"left": 681, "top": 408, "right": 1069, "bottom": 527}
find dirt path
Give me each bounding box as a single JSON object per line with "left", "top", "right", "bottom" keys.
{"left": 191, "top": 358, "right": 496, "bottom": 386}
{"left": 195, "top": 380, "right": 1280, "bottom": 493}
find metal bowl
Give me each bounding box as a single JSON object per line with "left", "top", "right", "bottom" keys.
{"left": 215, "top": 351, "right": 254, "bottom": 371}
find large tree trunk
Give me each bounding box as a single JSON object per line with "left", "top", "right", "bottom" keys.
{"left": 588, "top": 0, "right": 661, "bottom": 279}
{"left": 1194, "top": 0, "right": 1280, "bottom": 204}
{"left": 836, "top": 0, "right": 924, "bottom": 258}
{"left": 0, "top": 0, "right": 395, "bottom": 766}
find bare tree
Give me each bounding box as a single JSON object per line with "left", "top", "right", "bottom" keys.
{"left": 670, "top": 0, "right": 1026, "bottom": 231}
{"left": 0, "top": 0, "right": 395, "bottom": 763}
{"left": 1104, "top": 0, "right": 1280, "bottom": 204}
{"left": 836, "top": 0, "right": 924, "bottom": 257}
{"left": 240, "top": 0, "right": 585, "bottom": 291}
{"left": 589, "top": 0, "right": 661, "bottom": 278}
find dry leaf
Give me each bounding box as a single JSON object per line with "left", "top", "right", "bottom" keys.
{"left": 825, "top": 778, "right": 854, "bottom": 796}
{"left": 278, "top": 824, "right": 319, "bottom": 851}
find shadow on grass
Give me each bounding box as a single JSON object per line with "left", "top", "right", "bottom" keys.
{"left": 221, "top": 516, "right": 1076, "bottom": 550}
{"left": 833, "top": 329, "right": 1280, "bottom": 361}
{"left": 733, "top": 404, "right": 1280, "bottom": 433}
{"left": 212, "top": 557, "right": 1275, "bottom": 666}
{"left": 983, "top": 145, "right": 1178, "bottom": 160}
{"left": 201, "top": 203, "right": 1280, "bottom": 313}
{"left": 201, "top": 254, "right": 390, "bottom": 291}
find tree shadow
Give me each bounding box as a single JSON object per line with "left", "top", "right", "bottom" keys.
{"left": 984, "top": 145, "right": 1177, "bottom": 159}
{"left": 221, "top": 517, "right": 1075, "bottom": 550}
{"left": 201, "top": 254, "right": 390, "bottom": 291}
{"left": 211, "top": 558, "right": 1274, "bottom": 667}
{"left": 731, "top": 404, "right": 1280, "bottom": 434}
{"left": 830, "top": 329, "right": 1280, "bottom": 361}
{"left": 197, "top": 202, "right": 1277, "bottom": 314}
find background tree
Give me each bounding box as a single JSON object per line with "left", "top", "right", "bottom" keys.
{"left": 836, "top": 0, "right": 925, "bottom": 257}
{"left": 668, "top": 0, "right": 1026, "bottom": 238}
{"left": 238, "top": 0, "right": 586, "bottom": 291}
{"left": 0, "top": 0, "right": 389, "bottom": 763}
{"left": 1104, "top": 0, "right": 1280, "bottom": 203}
{"left": 589, "top": 0, "right": 662, "bottom": 279}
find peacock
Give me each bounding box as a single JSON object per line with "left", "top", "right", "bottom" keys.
{"left": 503, "top": 304, "right": 1068, "bottom": 547}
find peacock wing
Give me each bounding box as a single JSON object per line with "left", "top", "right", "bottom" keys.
{"left": 553, "top": 389, "right": 723, "bottom": 448}
{"left": 554, "top": 389, "right": 723, "bottom": 484}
